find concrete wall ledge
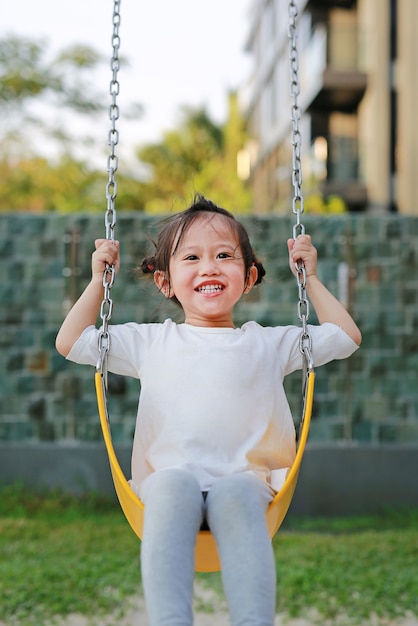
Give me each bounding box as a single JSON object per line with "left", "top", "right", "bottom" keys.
{"left": 1, "top": 443, "right": 417, "bottom": 517}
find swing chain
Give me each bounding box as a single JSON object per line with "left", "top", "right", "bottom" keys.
{"left": 97, "top": 0, "right": 121, "bottom": 372}
{"left": 105, "top": 0, "right": 121, "bottom": 241}
{"left": 288, "top": 0, "right": 304, "bottom": 231}
{"left": 288, "top": 0, "right": 313, "bottom": 371}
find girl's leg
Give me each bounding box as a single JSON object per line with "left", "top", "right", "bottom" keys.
{"left": 206, "top": 474, "right": 276, "bottom": 626}
{"left": 139, "top": 468, "right": 205, "bottom": 626}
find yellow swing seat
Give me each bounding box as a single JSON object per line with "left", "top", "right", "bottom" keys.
{"left": 95, "top": 368, "right": 315, "bottom": 573}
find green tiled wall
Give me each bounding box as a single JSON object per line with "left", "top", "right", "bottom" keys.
{"left": 0, "top": 213, "right": 417, "bottom": 445}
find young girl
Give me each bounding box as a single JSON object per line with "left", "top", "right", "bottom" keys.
{"left": 56, "top": 195, "right": 361, "bottom": 626}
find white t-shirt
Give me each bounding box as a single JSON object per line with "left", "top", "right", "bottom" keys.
{"left": 67, "top": 320, "right": 358, "bottom": 492}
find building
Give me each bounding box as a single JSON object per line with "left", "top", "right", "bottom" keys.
{"left": 243, "top": 0, "right": 418, "bottom": 214}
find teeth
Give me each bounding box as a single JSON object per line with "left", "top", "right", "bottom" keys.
{"left": 198, "top": 285, "right": 223, "bottom": 293}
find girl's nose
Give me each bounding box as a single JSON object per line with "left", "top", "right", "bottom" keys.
{"left": 199, "top": 257, "right": 220, "bottom": 275}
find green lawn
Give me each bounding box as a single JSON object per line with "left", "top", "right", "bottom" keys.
{"left": 0, "top": 485, "right": 417, "bottom": 626}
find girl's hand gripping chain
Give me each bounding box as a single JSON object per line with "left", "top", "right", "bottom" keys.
{"left": 287, "top": 234, "right": 317, "bottom": 279}
{"left": 92, "top": 239, "right": 121, "bottom": 284}
{"left": 56, "top": 239, "right": 121, "bottom": 357}
{"left": 287, "top": 235, "right": 362, "bottom": 346}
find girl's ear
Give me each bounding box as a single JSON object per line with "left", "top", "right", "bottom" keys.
{"left": 154, "top": 270, "right": 173, "bottom": 298}
{"left": 244, "top": 264, "right": 258, "bottom": 294}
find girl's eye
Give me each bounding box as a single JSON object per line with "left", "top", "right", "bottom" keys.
{"left": 217, "top": 252, "right": 233, "bottom": 259}
{"left": 185, "top": 254, "right": 198, "bottom": 261}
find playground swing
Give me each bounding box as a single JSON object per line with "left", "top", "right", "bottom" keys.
{"left": 95, "top": 0, "right": 315, "bottom": 573}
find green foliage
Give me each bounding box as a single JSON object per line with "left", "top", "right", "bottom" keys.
{"left": 0, "top": 37, "right": 47, "bottom": 102}
{"left": 0, "top": 35, "right": 113, "bottom": 114}
{"left": 0, "top": 156, "right": 104, "bottom": 212}
{"left": 1, "top": 485, "right": 417, "bottom": 625}
{"left": 192, "top": 92, "right": 253, "bottom": 213}
{"left": 304, "top": 193, "right": 347, "bottom": 214}
{"left": 0, "top": 35, "right": 145, "bottom": 213}
{"left": 0, "top": 36, "right": 106, "bottom": 133}
{"left": 1, "top": 35, "right": 250, "bottom": 214}
{"left": 0, "top": 156, "right": 147, "bottom": 213}
{"left": 137, "top": 93, "right": 253, "bottom": 214}
{"left": 0, "top": 33, "right": 254, "bottom": 216}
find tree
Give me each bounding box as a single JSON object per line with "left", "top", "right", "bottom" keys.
{"left": 0, "top": 154, "right": 147, "bottom": 213}
{"left": 0, "top": 36, "right": 106, "bottom": 157}
{"left": 192, "top": 92, "right": 253, "bottom": 213}
{"left": 0, "top": 35, "right": 144, "bottom": 212}
{"left": 0, "top": 34, "right": 143, "bottom": 160}
{"left": 0, "top": 35, "right": 251, "bottom": 214}
{"left": 136, "top": 93, "right": 253, "bottom": 213}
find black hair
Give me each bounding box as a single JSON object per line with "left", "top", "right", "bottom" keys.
{"left": 141, "top": 194, "right": 266, "bottom": 307}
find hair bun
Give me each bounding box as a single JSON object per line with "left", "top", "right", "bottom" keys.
{"left": 254, "top": 260, "right": 266, "bottom": 285}
{"left": 141, "top": 256, "right": 156, "bottom": 274}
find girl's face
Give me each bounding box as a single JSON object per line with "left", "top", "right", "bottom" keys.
{"left": 154, "top": 213, "right": 258, "bottom": 327}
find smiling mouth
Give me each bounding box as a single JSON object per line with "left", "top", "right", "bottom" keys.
{"left": 196, "top": 284, "right": 224, "bottom": 294}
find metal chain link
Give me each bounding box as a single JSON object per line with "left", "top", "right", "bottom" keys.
{"left": 97, "top": 0, "right": 121, "bottom": 372}
{"left": 288, "top": 0, "right": 313, "bottom": 370}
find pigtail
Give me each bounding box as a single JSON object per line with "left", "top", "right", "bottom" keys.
{"left": 140, "top": 256, "right": 156, "bottom": 274}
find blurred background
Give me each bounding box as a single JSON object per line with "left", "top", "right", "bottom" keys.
{"left": 0, "top": 0, "right": 417, "bottom": 515}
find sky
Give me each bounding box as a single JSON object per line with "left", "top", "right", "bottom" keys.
{"left": 2, "top": 0, "right": 253, "bottom": 158}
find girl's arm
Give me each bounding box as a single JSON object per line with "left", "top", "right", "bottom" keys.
{"left": 56, "top": 239, "right": 120, "bottom": 357}
{"left": 288, "top": 236, "right": 362, "bottom": 346}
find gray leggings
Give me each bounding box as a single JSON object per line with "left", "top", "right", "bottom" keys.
{"left": 139, "top": 468, "right": 276, "bottom": 626}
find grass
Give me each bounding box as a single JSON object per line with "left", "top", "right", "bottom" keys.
{"left": 0, "top": 484, "right": 417, "bottom": 626}
{"left": 0, "top": 486, "right": 141, "bottom": 626}
{"left": 275, "top": 512, "right": 418, "bottom": 623}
